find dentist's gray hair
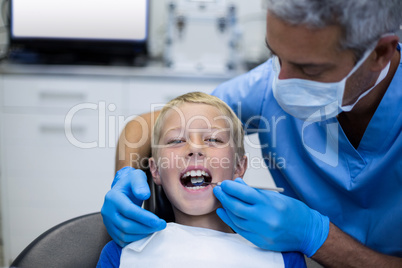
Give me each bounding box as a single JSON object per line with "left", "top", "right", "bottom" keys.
{"left": 265, "top": 0, "right": 402, "bottom": 59}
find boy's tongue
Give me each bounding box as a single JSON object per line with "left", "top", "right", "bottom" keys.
{"left": 190, "top": 176, "right": 205, "bottom": 186}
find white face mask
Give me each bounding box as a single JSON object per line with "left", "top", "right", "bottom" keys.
{"left": 272, "top": 49, "right": 391, "bottom": 122}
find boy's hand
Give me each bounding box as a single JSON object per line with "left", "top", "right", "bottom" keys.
{"left": 213, "top": 178, "right": 329, "bottom": 257}
{"left": 101, "top": 167, "right": 166, "bottom": 247}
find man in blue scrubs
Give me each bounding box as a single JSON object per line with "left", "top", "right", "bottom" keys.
{"left": 101, "top": 0, "right": 402, "bottom": 266}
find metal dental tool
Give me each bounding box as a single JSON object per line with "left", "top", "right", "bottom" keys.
{"left": 205, "top": 182, "right": 285, "bottom": 193}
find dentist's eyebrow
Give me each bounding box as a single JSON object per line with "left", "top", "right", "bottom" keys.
{"left": 265, "top": 38, "right": 334, "bottom": 71}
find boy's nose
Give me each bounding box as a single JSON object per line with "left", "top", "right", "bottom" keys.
{"left": 186, "top": 137, "right": 205, "bottom": 158}
{"left": 187, "top": 143, "right": 205, "bottom": 157}
{"left": 187, "top": 151, "right": 203, "bottom": 157}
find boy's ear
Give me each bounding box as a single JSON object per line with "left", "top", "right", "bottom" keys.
{"left": 234, "top": 155, "right": 248, "bottom": 179}
{"left": 148, "top": 157, "right": 162, "bottom": 185}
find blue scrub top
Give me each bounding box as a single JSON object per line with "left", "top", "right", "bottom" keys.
{"left": 212, "top": 44, "right": 402, "bottom": 257}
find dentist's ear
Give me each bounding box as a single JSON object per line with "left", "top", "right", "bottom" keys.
{"left": 234, "top": 155, "right": 248, "bottom": 179}
{"left": 371, "top": 34, "right": 399, "bottom": 72}
{"left": 148, "top": 157, "right": 162, "bottom": 185}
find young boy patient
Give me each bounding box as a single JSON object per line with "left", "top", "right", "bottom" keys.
{"left": 97, "top": 92, "right": 306, "bottom": 267}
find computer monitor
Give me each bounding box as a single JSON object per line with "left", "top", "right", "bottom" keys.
{"left": 9, "top": 0, "right": 149, "bottom": 65}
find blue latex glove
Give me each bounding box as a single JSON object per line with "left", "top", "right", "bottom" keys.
{"left": 101, "top": 167, "right": 166, "bottom": 247}
{"left": 213, "top": 178, "right": 329, "bottom": 257}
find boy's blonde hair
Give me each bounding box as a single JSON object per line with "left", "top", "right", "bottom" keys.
{"left": 152, "top": 92, "right": 245, "bottom": 159}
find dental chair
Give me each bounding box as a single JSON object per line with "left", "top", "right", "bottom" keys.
{"left": 10, "top": 173, "right": 319, "bottom": 268}
{"left": 10, "top": 170, "right": 173, "bottom": 268}
{"left": 10, "top": 212, "right": 111, "bottom": 268}
{"left": 143, "top": 169, "right": 175, "bottom": 222}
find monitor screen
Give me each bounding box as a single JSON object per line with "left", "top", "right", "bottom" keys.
{"left": 9, "top": 0, "right": 149, "bottom": 65}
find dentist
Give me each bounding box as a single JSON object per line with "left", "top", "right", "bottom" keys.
{"left": 101, "top": 0, "right": 402, "bottom": 266}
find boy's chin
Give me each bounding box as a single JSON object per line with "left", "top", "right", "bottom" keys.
{"left": 177, "top": 203, "right": 220, "bottom": 217}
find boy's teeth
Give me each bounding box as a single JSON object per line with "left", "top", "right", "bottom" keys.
{"left": 182, "top": 170, "right": 210, "bottom": 178}
{"left": 186, "top": 186, "right": 205, "bottom": 190}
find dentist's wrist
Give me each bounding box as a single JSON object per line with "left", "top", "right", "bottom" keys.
{"left": 302, "top": 210, "right": 330, "bottom": 257}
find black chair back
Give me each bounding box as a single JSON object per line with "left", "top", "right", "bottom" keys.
{"left": 10, "top": 212, "right": 111, "bottom": 268}
{"left": 143, "top": 169, "right": 175, "bottom": 222}
{"left": 11, "top": 170, "right": 174, "bottom": 267}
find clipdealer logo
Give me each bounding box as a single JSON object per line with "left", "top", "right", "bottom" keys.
{"left": 63, "top": 100, "right": 339, "bottom": 168}
{"left": 301, "top": 107, "right": 339, "bottom": 168}
{"left": 64, "top": 101, "right": 140, "bottom": 149}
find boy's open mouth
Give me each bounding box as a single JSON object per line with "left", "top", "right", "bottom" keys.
{"left": 180, "top": 169, "right": 212, "bottom": 189}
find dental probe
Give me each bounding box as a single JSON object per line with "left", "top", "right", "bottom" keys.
{"left": 206, "top": 182, "right": 285, "bottom": 193}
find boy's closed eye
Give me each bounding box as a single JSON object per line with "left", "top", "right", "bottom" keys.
{"left": 205, "top": 137, "right": 223, "bottom": 143}
{"left": 167, "top": 138, "right": 185, "bottom": 145}
{"left": 166, "top": 137, "right": 224, "bottom": 145}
